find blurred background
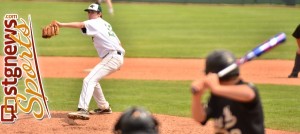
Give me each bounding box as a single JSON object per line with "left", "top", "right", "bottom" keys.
{"left": 2, "top": 0, "right": 299, "bottom": 5}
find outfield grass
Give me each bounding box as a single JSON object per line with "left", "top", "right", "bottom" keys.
{"left": 1, "top": 2, "right": 300, "bottom": 59}
{"left": 5, "top": 78, "right": 299, "bottom": 132}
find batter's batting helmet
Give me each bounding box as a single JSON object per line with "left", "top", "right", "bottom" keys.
{"left": 114, "top": 107, "right": 159, "bottom": 134}
{"left": 205, "top": 50, "right": 239, "bottom": 81}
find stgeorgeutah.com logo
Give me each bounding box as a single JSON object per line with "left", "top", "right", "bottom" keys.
{"left": 1, "top": 14, "right": 50, "bottom": 124}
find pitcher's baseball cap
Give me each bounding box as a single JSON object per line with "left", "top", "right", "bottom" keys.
{"left": 84, "top": 3, "right": 102, "bottom": 12}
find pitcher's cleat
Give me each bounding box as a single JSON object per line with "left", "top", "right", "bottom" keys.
{"left": 89, "top": 106, "right": 112, "bottom": 114}
{"left": 68, "top": 108, "right": 90, "bottom": 120}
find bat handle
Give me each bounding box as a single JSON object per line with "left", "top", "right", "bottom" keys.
{"left": 217, "top": 63, "right": 238, "bottom": 77}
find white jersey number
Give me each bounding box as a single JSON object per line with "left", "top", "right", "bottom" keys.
{"left": 105, "top": 23, "right": 116, "bottom": 37}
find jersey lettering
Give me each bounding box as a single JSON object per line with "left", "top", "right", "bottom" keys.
{"left": 105, "top": 23, "right": 116, "bottom": 37}
{"left": 214, "top": 106, "right": 241, "bottom": 134}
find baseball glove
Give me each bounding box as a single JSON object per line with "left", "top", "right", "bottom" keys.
{"left": 42, "top": 20, "right": 59, "bottom": 39}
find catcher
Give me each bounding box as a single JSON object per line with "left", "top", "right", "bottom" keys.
{"left": 191, "top": 50, "right": 265, "bottom": 134}
{"left": 114, "top": 107, "right": 159, "bottom": 134}
{"left": 43, "top": 2, "right": 125, "bottom": 120}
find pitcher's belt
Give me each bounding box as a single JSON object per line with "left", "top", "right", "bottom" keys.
{"left": 102, "top": 50, "right": 122, "bottom": 58}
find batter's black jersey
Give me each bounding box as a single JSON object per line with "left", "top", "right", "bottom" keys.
{"left": 201, "top": 80, "right": 265, "bottom": 134}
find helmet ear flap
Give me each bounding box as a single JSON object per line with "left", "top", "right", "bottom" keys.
{"left": 114, "top": 107, "right": 136, "bottom": 133}
{"left": 152, "top": 116, "right": 159, "bottom": 133}
{"left": 113, "top": 113, "right": 124, "bottom": 133}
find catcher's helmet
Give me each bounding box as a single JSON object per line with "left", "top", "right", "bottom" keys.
{"left": 84, "top": 3, "right": 102, "bottom": 12}
{"left": 114, "top": 107, "right": 159, "bottom": 134}
{"left": 205, "top": 50, "right": 239, "bottom": 81}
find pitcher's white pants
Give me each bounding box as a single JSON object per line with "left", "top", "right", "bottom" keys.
{"left": 78, "top": 51, "right": 124, "bottom": 110}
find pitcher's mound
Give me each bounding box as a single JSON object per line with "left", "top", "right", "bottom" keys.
{"left": 0, "top": 111, "right": 298, "bottom": 134}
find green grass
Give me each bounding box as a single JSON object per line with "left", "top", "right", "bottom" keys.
{"left": 1, "top": 2, "right": 300, "bottom": 59}
{"left": 3, "top": 78, "right": 299, "bottom": 132}
{"left": 259, "top": 84, "right": 300, "bottom": 132}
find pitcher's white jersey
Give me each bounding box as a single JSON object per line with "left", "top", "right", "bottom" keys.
{"left": 83, "top": 18, "right": 125, "bottom": 58}
{"left": 77, "top": 17, "right": 125, "bottom": 111}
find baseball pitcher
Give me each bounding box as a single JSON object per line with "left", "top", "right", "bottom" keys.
{"left": 43, "top": 2, "right": 125, "bottom": 120}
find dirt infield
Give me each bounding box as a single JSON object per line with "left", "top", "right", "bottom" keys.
{"left": 34, "top": 57, "right": 299, "bottom": 85}
{"left": 0, "top": 57, "right": 299, "bottom": 133}
{"left": 1, "top": 112, "right": 299, "bottom": 134}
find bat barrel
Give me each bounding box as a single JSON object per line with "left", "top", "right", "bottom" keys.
{"left": 217, "top": 32, "right": 286, "bottom": 78}
{"left": 241, "top": 32, "right": 286, "bottom": 63}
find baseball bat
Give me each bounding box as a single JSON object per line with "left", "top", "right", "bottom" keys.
{"left": 217, "top": 32, "right": 286, "bottom": 77}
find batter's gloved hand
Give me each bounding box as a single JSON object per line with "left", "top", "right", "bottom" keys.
{"left": 42, "top": 20, "right": 59, "bottom": 39}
